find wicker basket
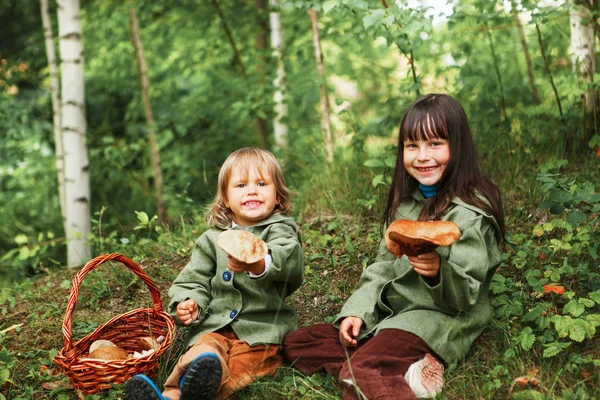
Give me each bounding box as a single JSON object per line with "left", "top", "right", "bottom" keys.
{"left": 53, "top": 253, "right": 176, "bottom": 394}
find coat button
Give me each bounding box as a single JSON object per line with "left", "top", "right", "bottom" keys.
{"left": 223, "top": 271, "right": 232, "bottom": 282}
{"left": 229, "top": 309, "right": 238, "bottom": 319}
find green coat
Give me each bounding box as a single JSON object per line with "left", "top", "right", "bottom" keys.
{"left": 168, "top": 214, "right": 304, "bottom": 347}
{"left": 335, "top": 191, "right": 502, "bottom": 366}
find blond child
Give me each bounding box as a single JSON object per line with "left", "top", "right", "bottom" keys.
{"left": 126, "top": 148, "right": 304, "bottom": 400}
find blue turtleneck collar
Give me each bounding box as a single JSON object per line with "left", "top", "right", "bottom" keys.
{"left": 419, "top": 183, "right": 438, "bottom": 199}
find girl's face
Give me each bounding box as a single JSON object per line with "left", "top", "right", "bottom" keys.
{"left": 403, "top": 138, "right": 450, "bottom": 186}
{"left": 225, "top": 166, "right": 278, "bottom": 226}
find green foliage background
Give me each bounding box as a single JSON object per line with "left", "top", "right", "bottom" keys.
{"left": 1, "top": 0, "right": 599, "bottom": 398}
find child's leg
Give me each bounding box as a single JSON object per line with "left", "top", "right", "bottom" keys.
{"left": 215, "top": 339, "right": 282, "bottom": 399}
{"left": 282, "top": 323, "right": 358, "bottom": 377}
{"left": 339, "top": 329, "right": 438, "bottom": 400}
{"left": 162, "top": 332, "right": 230, "bottom": 400}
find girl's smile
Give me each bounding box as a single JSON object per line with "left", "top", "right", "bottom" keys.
{"left": 403, "top": 138, "right": 450, "bottom": 186}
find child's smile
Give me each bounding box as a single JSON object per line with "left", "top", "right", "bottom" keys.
{"left": 403, "top": 138, "right": 450, "bottom": 186}
{"left": 226, "top": 167, "right": 277, "bottom": 226}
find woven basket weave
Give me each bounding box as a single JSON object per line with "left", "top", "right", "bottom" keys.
{"left": 53, "top": 253, "right": 176, "bottom": 394}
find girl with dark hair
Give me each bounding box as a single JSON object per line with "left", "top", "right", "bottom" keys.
{"left": 283, "top": 94, "right": 505, "bottom": 399}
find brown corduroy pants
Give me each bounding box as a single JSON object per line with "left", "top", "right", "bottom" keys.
{"left": 163, "top": 327, "right": 282, "bottom": 400}
{"left": 283, "top": 324, "right": 438, "bottom": 400}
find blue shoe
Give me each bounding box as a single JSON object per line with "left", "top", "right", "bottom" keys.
{"left": 180, "top": 352, "right": 222, "bottom": 400}
{"left": 125, "top": 374, "right": 169, "bottom": 400}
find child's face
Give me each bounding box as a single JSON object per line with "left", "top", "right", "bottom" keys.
{"left": 403, "top": 138, "right": 450, "bottom": 186}
{"left": 225, "top": 166, "right": 278, "bottom": 226}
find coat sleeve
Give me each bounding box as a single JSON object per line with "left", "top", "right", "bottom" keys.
{"left": 424, "top": 215, "right": 500, "bottom": 312}
{"left": 167, "top": 232, "right": 217, "bottom": 323}
{"left": 256, "top": 222, "right": 304, "bottom": 295}
{"left": 334, "top": 257, "right": 398, "bottom": 334}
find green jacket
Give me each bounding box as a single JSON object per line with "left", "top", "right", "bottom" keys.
{"left": 335, "top": 191, "right": 502, "bottom": 366}
{"left": 168, "top": 214, "right": 304, "bottom": 347}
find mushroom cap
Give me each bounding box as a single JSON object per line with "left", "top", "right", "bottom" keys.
{"left": 85, "top": 346, "right": 129, "bottom": 361}
{"left": 384, "top": 220, "right": 461, "bottom": 257}
{"left": 88, "top": 339, "right": 117, "bottom": 354}
{"left": 217, "top": 230, "right": 268, "bottom": 264}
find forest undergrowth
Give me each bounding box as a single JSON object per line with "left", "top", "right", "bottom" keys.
{"left": 1, "top": 151, "right": 599, "bottom": 400}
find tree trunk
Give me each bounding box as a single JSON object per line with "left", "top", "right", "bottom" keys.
{"left": 570, "top": 4, "right": 597, "bottom": 140}
{"left": 57, "top": 0, "right": 91, "bottom": 266}
{"left": 129, "top": 8, "right": 170, "bottom": 227}
{"left": 512, "top": 2, "right": 540, "bottom": 105}
{"left": 536, "top": 23, "right": 563, "bottom": 119}
{"left": 269, "top": 0, "right": 288, "bottom": 151}
{"left": 308, "top": 8, "right": 334, "bottom": 163}
{"left": 255, "top": 0, "right": 270, "bottom": 149}
{"left": 40, "top": 0, "right": 66, "bottom": 235}
{"left": 484, "top": 21, "right": 508, "bottom": 121}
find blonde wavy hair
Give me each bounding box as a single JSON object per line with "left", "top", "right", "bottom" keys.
{"left": 205, "top": 148, "right": 292, "bottom": 228}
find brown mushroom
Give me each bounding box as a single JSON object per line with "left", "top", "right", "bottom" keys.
{"left": 85, "top": 346, "right": 129, "bottom": 361}
{"left": 136, "top": 336, "right": 161, "bottom": 351}
{"left": 217, "top": 230, "right": 268, "bottom": 264}
{"left": 384, "top": 220, "right": 461, "bottom": 258}
{"left": 88, "top": 339, "right": 117, "bottom": 354}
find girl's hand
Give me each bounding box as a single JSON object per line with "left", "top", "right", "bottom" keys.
{"left": 227, "top": 256, "right": 266, "bottom": 275}
{"left": 339, "top": 316, "right": 363, "bottom": 347}
{"left": 407, "top": 251, "right": 441, "bottom": 279}
{"left": 176, "top": 299, "right": 199, "bottom": 325}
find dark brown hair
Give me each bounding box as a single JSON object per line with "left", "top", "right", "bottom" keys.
{"left": 383, "top": 94, "right": 505, "bottom": 242}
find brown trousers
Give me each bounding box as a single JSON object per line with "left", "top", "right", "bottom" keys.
{"left": 282, "top": 324, "right": 438, "bottom": 400}
{"left": 163, "top": 327, "right": 282, "bottom": 400}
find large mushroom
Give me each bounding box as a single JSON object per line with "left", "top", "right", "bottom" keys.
{"left": 217, "top": 230, "right": 268, "bottom": 264}
{"left": 384, "top": 220, "right": 461, "bottom": 258}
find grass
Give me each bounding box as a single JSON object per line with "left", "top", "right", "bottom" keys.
{"left": 1, "top": 152, "right": 599, "bottom": 400}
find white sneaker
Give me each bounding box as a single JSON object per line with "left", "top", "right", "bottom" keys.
{"left": 404, "top": 354, "right": 445, "bottom": 398}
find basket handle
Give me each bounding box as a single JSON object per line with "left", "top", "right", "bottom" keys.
{"left": 61, "top": 253, "right": 165, "bottom": 354}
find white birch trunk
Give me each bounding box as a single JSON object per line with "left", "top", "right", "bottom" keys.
{"left": 57, "top": 0, "right": 91, "bottom": 266}
{"left": 40, "top": 0, "right": 67, "bottom": 234}
{"left": 269, "top": 0, "right": 288, "bottom": 150}
{"left": 308, "top": 9, "right": 334, "bottom": 163}
{"left": 570, "top": 6, "right": 596, "bottom": 115}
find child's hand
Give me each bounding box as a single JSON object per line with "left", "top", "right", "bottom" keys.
{"left": 176, "top": 299, "right": 199, "bottom": 325}
{"left": 407, "top": 251, "right": 440, "bottom": 278}
{"left": 227, "top": 256, "right": 266, "bottom": 275}
{"left": 339, "top": 316, "right": 363, "bottom": 347}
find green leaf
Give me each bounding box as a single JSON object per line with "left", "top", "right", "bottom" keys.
{"left": 135, "top": 211, "right": 149, "bottom": 224}
{"left": 363, "top": 9, "right": 386, "bottom": 29}
{"left": 543, "top": 341, "right": 571, "bottom": 358}
{"left": 564, "top": 299, "right": 585, "bottom": 317}
{"left": 14, "top": 234, "right": 28, "bottom": 245}
{"left": 322, "top": 0, "right": 338, "bottom": 14}
{"left": 60, "top": 280, "right": 71, "bottom": 289}
{"left": 566, "top": 211, "right": 587, "bottom": 226}
{"left": 589, "top": 290, "right": 600, "bottom": 304}
{"left": 372, "top": 175, "right": 385, "bottom": 187}
{"left": 517, "top": 327, "right": 535, "bottom": 350}
{"left": 364, "top": 159, "right": 384, "bottom": 168}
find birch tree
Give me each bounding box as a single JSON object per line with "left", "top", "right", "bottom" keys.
{"left": 40, "top": 0, "right": 67, "bottom": 235}
{"left": 57, "top": 0, "right": 91, "bottom": 266}
{"left": 570, "top": 3, "right": 597, "bottom": 137}
{"left": 308, "top": 8, "right": 334, "bottom": 163}
{"left": 270, "top": 0, "right": 288, "bottom": 150}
